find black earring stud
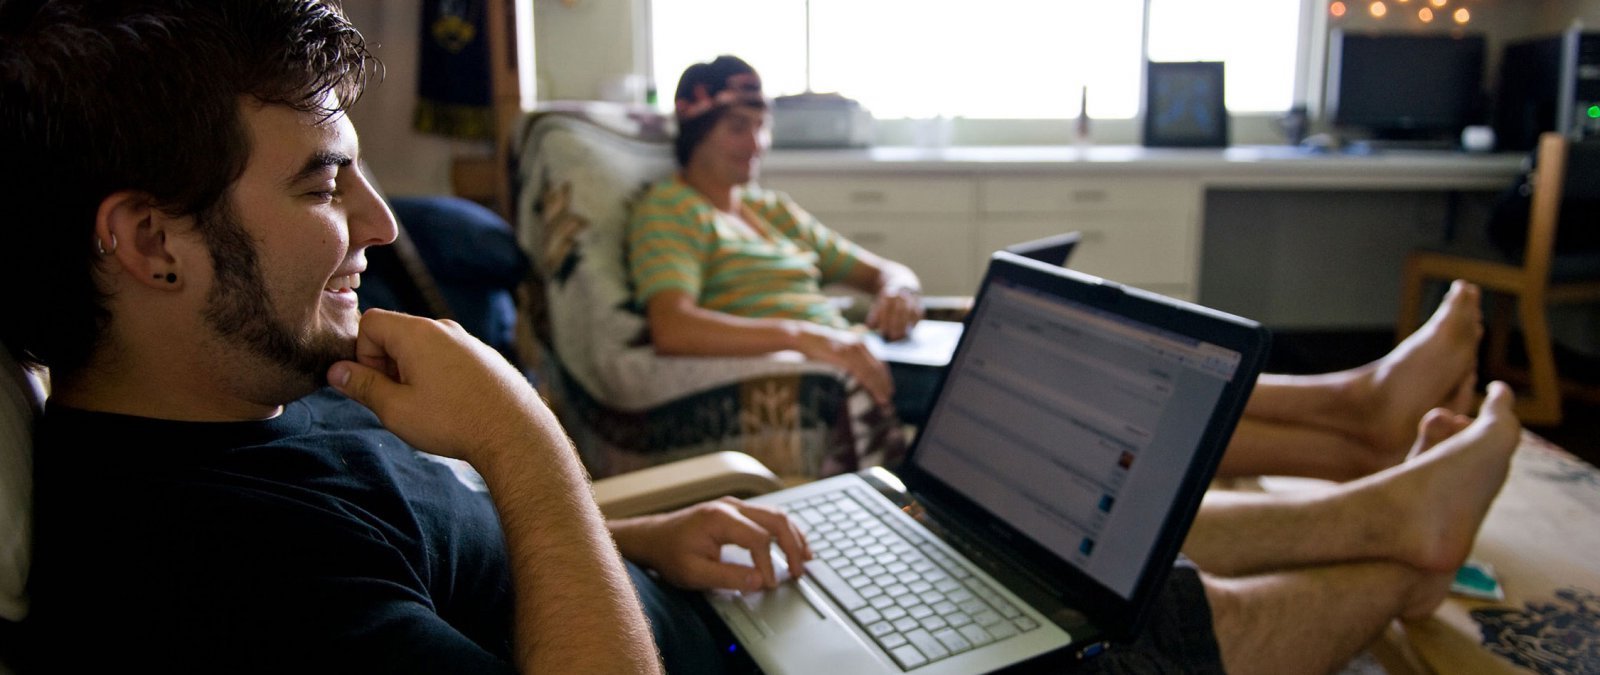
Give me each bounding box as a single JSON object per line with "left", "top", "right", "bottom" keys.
{"left": 165, "top": 273, "right": 177, "bottom": 283}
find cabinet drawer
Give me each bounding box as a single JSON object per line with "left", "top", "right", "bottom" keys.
{"left": 979, "top": 178, "right": 1198, "bottom": 215}
{"left": 825, "top": 216, "right": 978, "bottom": 296}
{"left": 975, "top": 213, "right": 1196, "bottom": 288}
{"left": 762, "top": 176, "right": 975, "bottom": 215}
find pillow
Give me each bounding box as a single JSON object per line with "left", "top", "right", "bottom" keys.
{"left": 0, "top": 349, "right": 44, "bottom": 622}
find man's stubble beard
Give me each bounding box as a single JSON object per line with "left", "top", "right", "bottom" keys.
{"left": 197, "top": 203, "right": 355, "bottom": 399}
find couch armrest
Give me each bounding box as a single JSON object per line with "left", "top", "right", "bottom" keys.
{"left": 591, "top": 451, "right": 785, "bottom": 519}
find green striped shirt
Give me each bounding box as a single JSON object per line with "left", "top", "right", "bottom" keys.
{"left": 627, "top": 176, "right": 862, "bottom": 329}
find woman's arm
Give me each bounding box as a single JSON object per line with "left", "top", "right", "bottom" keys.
{"left": 645, "top": 291, "right": 893, "bottom": 404}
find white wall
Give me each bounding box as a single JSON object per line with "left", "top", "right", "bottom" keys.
{"left": 1537, "top": 0, "right": 1600, "bottom": 32}
{"left": 341, "top": 0, "right": 640, "bottom": 197}
{"left": 531, "top": 0, "right": 641, "bottom": 101}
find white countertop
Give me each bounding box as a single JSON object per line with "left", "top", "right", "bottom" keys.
{"left": 762, "top": 145, "right": 1527, "bottom": 190}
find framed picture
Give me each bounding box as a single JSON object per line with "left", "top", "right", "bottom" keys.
{"left": 1143, "top": 61, "right": 1229, "bottom": 148}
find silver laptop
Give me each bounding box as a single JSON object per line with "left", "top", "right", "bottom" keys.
{"left": 708, "top": 252, "right": 1269, "bottom": 674}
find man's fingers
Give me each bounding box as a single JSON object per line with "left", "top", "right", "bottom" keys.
{"left": 328, "top": 360, "right": 401, "bottom": 416}
{"left": 712, "top": 508, "right": 782, "bottom": 588}
{"left": 685, "top": 557, "right": 765, "bottom": 592}
{"left": 352, "top": 308, "right": 416, "bottom": 373}
{"left": 736, "top": 502, "right": 812, "bottom": 576}
{"left": 353, "top": 308, "right": 456, "bottom": 372}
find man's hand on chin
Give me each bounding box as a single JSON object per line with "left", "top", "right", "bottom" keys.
{"left": 325, "top": 308, "right": 555, "bottom": 467}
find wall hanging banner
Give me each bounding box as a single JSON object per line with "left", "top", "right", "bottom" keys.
{"left": 414, "top": 0, "right": 494, "bottom": 140}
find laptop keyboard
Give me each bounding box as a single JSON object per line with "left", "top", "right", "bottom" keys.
{"left": 785, "top": 486, "right": 1042, "bottom": 671}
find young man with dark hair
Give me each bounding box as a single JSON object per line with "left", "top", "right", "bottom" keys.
{"left": 4, "top": 6, "right": 1527, "bottom": 673}
{"left": 2, "top": 2, "right": 802, "bottom": 672}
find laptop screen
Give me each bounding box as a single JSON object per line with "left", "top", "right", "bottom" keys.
{"left": 911, "top": 275, "right": 1243, "bottom": 599}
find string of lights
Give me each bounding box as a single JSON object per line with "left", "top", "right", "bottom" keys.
{"left": 1328, "top": 0, "right": 1471, "bottom": 25}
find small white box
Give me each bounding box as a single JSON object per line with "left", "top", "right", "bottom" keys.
{"left": 771, "top": 93, "right": 875, "bottom": 148}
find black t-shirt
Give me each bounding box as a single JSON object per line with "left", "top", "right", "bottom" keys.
{"left": 27, "top": 389, "right": 519, "bottom": 673}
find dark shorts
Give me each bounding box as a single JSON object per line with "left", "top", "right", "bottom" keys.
{"left": 628, "top": 561, "right": 738, "bottom": 674}
{"left": 1058, "top": 557, "right": 1224, "bottom": 674}
{"left": 632, "top": 556, "right": 1223, "bottom": 674}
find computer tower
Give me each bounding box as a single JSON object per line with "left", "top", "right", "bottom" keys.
{"left": 1495, "top": 27, "right": 1600, "bottom": 151}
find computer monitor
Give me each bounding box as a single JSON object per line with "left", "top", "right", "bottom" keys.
{"left": 1327, "top": 31, "right": 1487, "bottom": 143}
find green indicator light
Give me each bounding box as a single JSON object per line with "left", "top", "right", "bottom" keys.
{"left": 1588, "top": 105, "right": 1600, "bottom": 119}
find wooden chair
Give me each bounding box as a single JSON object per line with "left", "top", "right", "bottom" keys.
{"left": 1397, "top": 132, "right": 1600, "bottom": 425}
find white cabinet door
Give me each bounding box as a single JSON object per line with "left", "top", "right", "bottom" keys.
{"left": 812, "top": 215, "right": 979, "bottom": 296}
{"left": 762, "top": 174, "right": 980, "bottom": 295}
{"left": 759, "top": 173, "right": 1201, "bottom": 299}
{"left": 976, "top": 176, "right": 1200, "bottom": 300}
{"left": 975, "top": 215, "right": 1195, "bottom": 300}
{"left": 764, "top": 176, "right": 974, "bottom": 215}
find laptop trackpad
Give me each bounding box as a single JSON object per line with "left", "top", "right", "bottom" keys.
{"left": 723, "top": 583, "right": 895, "bottom": 675}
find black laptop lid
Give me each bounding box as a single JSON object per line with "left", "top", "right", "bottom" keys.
{"left": 1004, "top": 231, "right": 1081, "bottom": 268}
{"left": 896, "top": 252, "right": 1269, "bottom": 640}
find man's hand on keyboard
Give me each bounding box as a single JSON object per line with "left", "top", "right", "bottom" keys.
{"left": 609, "top": 496, "right": 813, "bottom": 593}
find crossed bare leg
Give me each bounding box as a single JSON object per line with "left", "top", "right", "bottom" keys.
{"left": 1219, "top": 280, "right": 1485, "bottom": 481}
{"left": 1189, "top": 382, "right": 1522, "bottom": 674}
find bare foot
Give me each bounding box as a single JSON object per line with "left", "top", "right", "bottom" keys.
{"left": 1350, "top": 280, "right": 1483, "bottom": 466}
{"left": 1371, "top": 381, "right": 1520, "bottom": 573}
{"left": 1448, "top": 372, "right": 1478, "bottom": 417}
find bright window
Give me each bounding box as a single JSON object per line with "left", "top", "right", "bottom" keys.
{"left": 1146, "top": 0, "right": 1302, "bottom": 113}
{"left": 651, "top": 0, "right": 1304, "bottom": 119}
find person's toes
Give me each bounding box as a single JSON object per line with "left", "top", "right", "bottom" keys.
{"left": 1409, "top": 408, "right": 1472, "bottom": 460}
{"left": 1479, "top": 380, "right": 1518, "bottom": 422}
